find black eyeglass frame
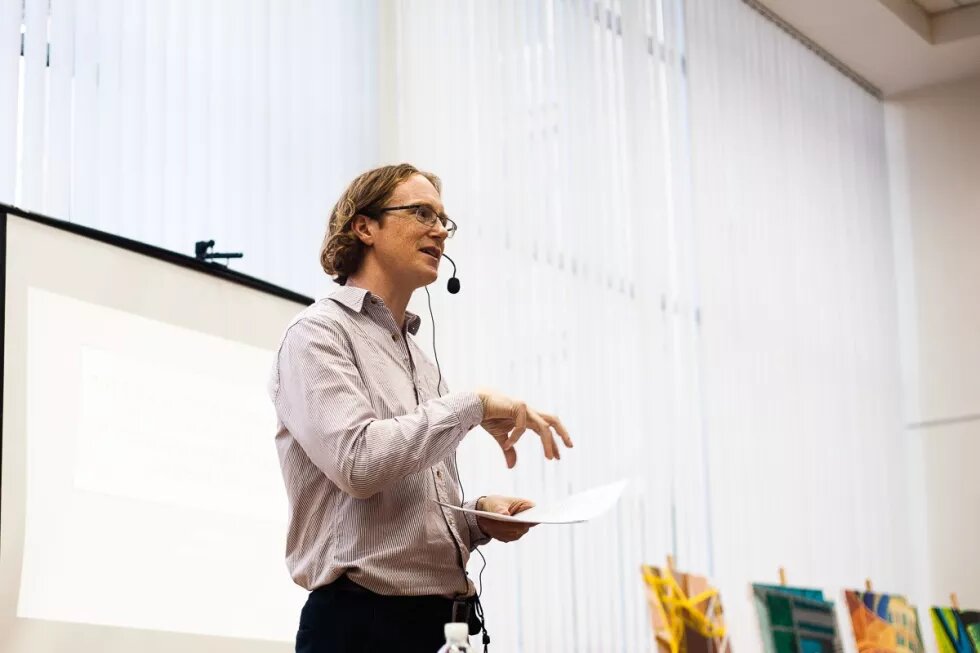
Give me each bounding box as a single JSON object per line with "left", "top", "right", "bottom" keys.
{"left": 371, "top": 203, "right": 457, "bottom": 238}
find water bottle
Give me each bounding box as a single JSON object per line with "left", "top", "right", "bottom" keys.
{"left": 437, "top": 622, "right": 473, "bottom": 652}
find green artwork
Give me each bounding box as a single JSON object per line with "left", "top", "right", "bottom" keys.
{"left": 931, "top": 606, "right": 980, "bottom": 653}
{"left": 753, "top": 584, "right": 843, "bottom": 653}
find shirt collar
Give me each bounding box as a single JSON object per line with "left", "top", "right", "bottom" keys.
{"left": 328, "top": 285, "right": 422, "bottom": 335}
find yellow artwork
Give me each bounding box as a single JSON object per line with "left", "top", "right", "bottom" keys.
{"left": 641, "top": 564, "right": 732, "bottom": 653}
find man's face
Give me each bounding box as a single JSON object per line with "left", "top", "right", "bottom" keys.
{"left": 368, "top": 174, "right": 449, "bottom": 289}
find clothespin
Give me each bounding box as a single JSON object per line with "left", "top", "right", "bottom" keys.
{"left": 951, "top": 593, "right": 960, "bottom": 610}
{"left": 865, "top": 578, "right": 873, "bottom": 593}
{"left": 778, "top": 567, "right": 787, "bottom": 587}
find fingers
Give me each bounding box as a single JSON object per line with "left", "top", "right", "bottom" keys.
{"left": 482, "top": 395, "right": 571, "bottom": 465}
{"left": 493, "top": 524, "right": 531, "bottom": 542}
{"left": 501, "top": 500, "right": 533, "bottom": 539}
{"left": 477, "top": 496, "right": 536, "bottom": 541}
{"left": 503, "top": 402, "right": 528, "bottom": 450}
{"left": 492, "top": 431, "right": 520, "bottom": 468}
{"left": 540, "top": 413, "right": 574, "bottom": 449}
{"left": 509, "top": 498, "right": 535, "bottom": 513}
{"left": 509, "top": 525, "right": 532, "bottom": 540}
{"left": 511, "top": 524, "right": 532, "bottom": 540}
{"left": 504, "top": 446, "right": 517, "bottom": 469}
{"left": 523, "top": 409, "right": 557, "bottom": 460}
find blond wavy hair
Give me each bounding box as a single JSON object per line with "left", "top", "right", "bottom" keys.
{"left": 320, "top": 164, "right": 442, "bottom": 285}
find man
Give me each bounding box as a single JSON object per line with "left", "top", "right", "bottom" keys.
{"left": 268, "top": 163, "right": 573, "bottom": 652}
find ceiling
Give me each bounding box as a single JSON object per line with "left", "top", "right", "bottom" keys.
{"left": 911, "top": 0, "right": 980, "bottom": 14}
{"left": 755, "top": 0, "right": 980, "bottom": 97}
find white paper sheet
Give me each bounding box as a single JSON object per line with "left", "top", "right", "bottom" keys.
{"left": 436, "top": 480, "right": 628, "bottom": 524}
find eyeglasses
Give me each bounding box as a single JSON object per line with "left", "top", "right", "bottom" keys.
{"left": 373, "top": 204, "right": 457, "bottom": 238}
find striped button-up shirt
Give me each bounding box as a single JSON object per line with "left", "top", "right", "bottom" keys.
{"left": 268, "top": 285, "right": 488, "bottom": 598}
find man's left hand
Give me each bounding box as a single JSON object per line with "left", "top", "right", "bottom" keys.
{"left": 476, "top": 495, "right": 537, "bottom": 543}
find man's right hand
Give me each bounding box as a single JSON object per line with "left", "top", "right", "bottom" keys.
{"left": 476, "top": 390, "right": 573, "bottom": 468}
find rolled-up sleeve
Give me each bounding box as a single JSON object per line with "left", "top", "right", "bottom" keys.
{"left": 270, "top": 317, "right": 484, "bottom": 500}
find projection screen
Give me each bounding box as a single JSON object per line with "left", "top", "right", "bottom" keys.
{"left": 1, "top": 207, "right": 313, "bottom": 653}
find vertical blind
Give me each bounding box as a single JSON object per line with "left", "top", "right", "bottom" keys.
{"left": 686, "top": 0, "right": 908, "bottom": 649}
{"left": 4, "top": 0, "right": 381, "bottom": 296}
{"left": 389, "top": 1, "right": 712, "bottom": 650}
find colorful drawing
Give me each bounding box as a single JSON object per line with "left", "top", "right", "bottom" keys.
{"left": 930, "top": 606, "right": 980, "bottom": 653}
{"left": 753, "top": 583, "right": 843, "bottom": 653}
{"left": 966, "top": 612, "right": 980, "bottom": 648}
{"left": 641, "top": 564, "right": 732, "bottom": 653}
{"left": 844, "top": 590, "right": 924, "bottom": 653}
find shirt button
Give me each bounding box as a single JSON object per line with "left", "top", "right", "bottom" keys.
{"left": 436, "top": 469, "right": 443, "bottom": 479}
{"left": 391, "top": 333, "right": 398, "bottom": 341}
{"left": 370, "top": 298, "right": 377, "bottom": 304}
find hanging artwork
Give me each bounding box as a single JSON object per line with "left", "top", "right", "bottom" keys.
{"left": 930, "top": 606, "right": 980, "bottom": 653}
{"left": 641, "top": 564, "right": 732, "bottom": 653}
{"left": 753, "top": 583, "right": 843, "bottom": 653}
{"left": 844, "top": 589, "right": 924, "bottom": 653}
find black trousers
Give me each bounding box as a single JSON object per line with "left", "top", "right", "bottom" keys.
{"left": 295, "top": 578, "right": 482, "bottom": 653}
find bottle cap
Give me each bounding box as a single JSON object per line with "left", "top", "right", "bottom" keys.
{"left": 444, "top": 622, "right": 468, "bottom": 643}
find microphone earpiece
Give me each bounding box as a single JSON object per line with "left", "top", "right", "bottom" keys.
{"left": 441, "top": 253, "right": 461, "bottom": 294}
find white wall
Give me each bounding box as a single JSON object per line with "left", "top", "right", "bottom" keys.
{"left": 886, "top": 74, "right": 980, "bottom": 614}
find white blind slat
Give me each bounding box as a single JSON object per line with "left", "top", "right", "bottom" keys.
{"left": 20, "top": 0, "right": 47, "bottom": 209}
{"left": 45, "top": 0, "right": 75, "bottom": 217}
{"left": 0, "top": 0, "right": 21, "bottom": 202}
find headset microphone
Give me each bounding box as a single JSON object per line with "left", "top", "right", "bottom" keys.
{"left": 425, "top": 259, "right": 490, "bottom": 650}
{"left": 442, "top": 253, "right": 461, "bottom": 294}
